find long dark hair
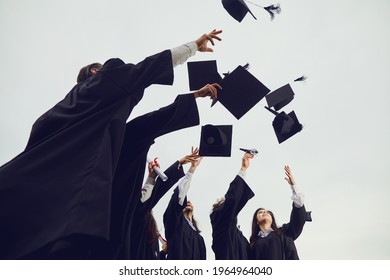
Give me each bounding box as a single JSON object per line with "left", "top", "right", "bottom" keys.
{"left": 77, "top": 62, "right": 102, "bottom": 83}
{"left": 249, "top": 207, "right": 283, "bottom": 244}
{"left": 145, "top": 210, "right": 160, "bottom": 245}
{"left": 191, "top": 216, "right": 202, "bottom": 234}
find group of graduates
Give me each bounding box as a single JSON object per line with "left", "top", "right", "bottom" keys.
{"left": 0, "top": 28, "right": 309, "bottom": 260}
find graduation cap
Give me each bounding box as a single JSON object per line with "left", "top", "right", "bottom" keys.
{"left": 199, "top": 124, "right": 232, "bottom": 157}
{"left": 222, "top": 0, "right": 256, "bottom": 22}
{"left": 266, "top": 84, "right": 295, "bottom": 111}
{"left": 221, "top": 0, "right": 281, "bottom": 22}
{"left": 306, "top": 211, "right": 312, "bottom": 222}
{"left": 265, "top": 75, "right": 307, "bottom": 111}
{"left": 265, "top": 106, "right": 303, "bottom": 144}
{"left": 187, "top": 60, "right": 222, "bottom": 91}
{"left": 213, "top": 64, "right": 270, "bottom": 120}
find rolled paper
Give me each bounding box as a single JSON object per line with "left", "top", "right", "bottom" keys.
{"left": 147, "top": 156, "right": 168, "bottom": 181}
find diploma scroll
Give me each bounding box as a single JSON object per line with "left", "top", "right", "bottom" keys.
{"left": 147, "top": 156, "right": 168, "bottom": 181}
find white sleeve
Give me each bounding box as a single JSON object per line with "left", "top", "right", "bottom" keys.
{"left": 290, "top": 185, "right": 305, "bottom": 208}
{"left": 170, "top": 41, "right": 197, "bottom": 68}
{"left": 140, "top": 176, "right": 156, "bottom": 203}
{"left": 238, "top": 169, "right": 246, "bottom": 180}
{"left": 177, "top": 172, "right": 193, "bottom": 206}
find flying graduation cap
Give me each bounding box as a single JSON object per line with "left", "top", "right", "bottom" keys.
{"left": 199, "top": 124, "right": 233, "bottom": 157}
{"left": 265, "top": 106, "right": 303, "bottom": 144}
{"left": 187, "top": 60, "right": 222, "bottom": 91}
{"left": 221, "top": 0, "right": 281, "bottom": 22}
{"left": 265, "top": 75, "right": 308, "bottom": 111}
{"left": 266, "top": 84, "right": 295, "bottom": 111}
{"left": 187, "top": 61, "right": 270, "bottom": 119}
{"left": 212, "top": 64, "right": 270, "bottom": 119}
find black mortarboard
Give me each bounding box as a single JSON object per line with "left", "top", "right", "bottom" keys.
{"left": 306, "top": 211, "right": 312, "bottom": 222}
{"left": 266, "top": 84, "right": 295, "bottom": 111}
{"left": 265, "top": 106, "right": 303, "bottom": 144}
{"left": 187, "top": 60, "right": 222, "bottom": 91}
{"left": 221, "top": 0, "right": 257, "bottom": 22}
{"left": 214, "top": 65, "right": 270, "bottom": 120}
{"left": 199, "top": 124, "right": 232, "bottom": 157}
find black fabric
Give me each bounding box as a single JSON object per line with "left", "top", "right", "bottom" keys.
{"left": 210, "top": 175, "right": 254, "bottom": 260}
{"left": 249, "top": 204, "right": 307, "bottom": 260}
{"left": 163, "top": 186, "right": 206, "bottom": 260}
{"left": 0, "top": 50, "right": 174, "bottom": 259}
{"left": 129, "top": 161, "right": 185, "bottom": 260}
{"left": 111, "top": 93, "right": 200, "bottom": 259}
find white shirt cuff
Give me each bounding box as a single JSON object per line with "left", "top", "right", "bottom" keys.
{"left": 238, "top": 169, "right": 246, "bottom": 180}
{"left": 177, "top": 172, "right": 193, "bottom": 205}
{"left": 290, "top": 184, "right": 305, "bottom": 208}
{"left": 140, "top": 176, "right": 156, "bottom": 203}
{"left": 170, "top": 41, "right": 197, "bottom": 68}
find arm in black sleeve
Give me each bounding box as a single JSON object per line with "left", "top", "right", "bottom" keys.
{"left": 282, "top": 204, "right": 307, "bottom": 240}
{"left": 125, "top": 93, "right": 200, "bottom": 146}
{"left": 163, "top": 186, "right": 186, "bottom": 241}
{"left": 138, "top": 161, "right": 185, "bottom": 213}
{"left": 211, "top": 176, "right": 254, "bottom": 229}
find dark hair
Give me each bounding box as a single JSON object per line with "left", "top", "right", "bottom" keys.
{"left": 249, "top": 207, "right": 283, "bottom": 244}
{"left": 145, "top": 210, "right": 159, "bottom": 245}
{"left": 191, "top": 216, "right": 202, "bottom": 234}
{"left": 211, "top": 198, "right": 225, "bottom": 212}
{"left": 77, "top": 62, "right": 102, "bottom": 83}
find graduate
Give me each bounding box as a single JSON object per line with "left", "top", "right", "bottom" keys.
{"left": 128, "top": 150, "right": 199, "bottom": 260}
{"left": 163, "top": 148, "right": 206, "bottom": 260}
{"left": 249, "top": 165, "right": 309, "bottom": 260}
{"left": 109, "top": 83, "right": 220, "bottom": 260}
{"left": 210, "top": 152, "right": 255, "bottom": 260}
{"left": 0, "top": 29, "right": 222, "bottom": 260}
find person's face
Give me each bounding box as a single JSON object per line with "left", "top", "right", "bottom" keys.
{"left": 256, "top": 209, "right": 272, "bottom": 224}
{"left": 184, "top": 201, "right": 193, "bottom": 212}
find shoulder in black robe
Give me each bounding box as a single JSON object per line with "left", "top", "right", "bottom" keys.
{"left": 210, "top": 175, "right": 254, "bottom": 260}
{"left": 0, "top": 50, "right": 174, "bottom": 259}
{"left": 163, "top": 186, "right": 206, "bottom": 260}
{"left": 249, "top": 204, "right": 307, "bottom": 260}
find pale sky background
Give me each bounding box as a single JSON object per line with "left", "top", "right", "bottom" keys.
{"left": 0, "top": 0, "right": 390, "bottom": 260}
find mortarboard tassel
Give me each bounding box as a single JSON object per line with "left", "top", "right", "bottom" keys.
{"left": 244, "top": 1, "right": 281, "bottom": 21}
{"left": 294, "top": 75, "right": 308, "bottom": 82}
{"left": 264, "top": 106, "right": 278, "bottom": 115}
{"left": 263, "top": 3, "right": 281, "bottom": 21}
{"left": 243, "top": 63, "right": 250, "bottom": 70}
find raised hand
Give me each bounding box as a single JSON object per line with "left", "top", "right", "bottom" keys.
{"left": 284, "top": 165, "right": 296, "bottom": 186}
{"left": 195, "top": 29, "right": 222, "bottom": 52}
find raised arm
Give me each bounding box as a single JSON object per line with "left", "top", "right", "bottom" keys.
{"left": 282, "top": 165, "right": 307, "bottom": 240}
{"left": 211, "top": 153, "right": 255, "bottom": 226}
{"left": 170, "top": 29, "right": 222, "bottom": 67}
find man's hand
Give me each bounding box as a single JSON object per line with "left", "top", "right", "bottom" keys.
{"left": 195, "top": 29, "right": 222, "bottom": 52}
{"left": 194, "top": 83, "right": 222, "bottom": 99}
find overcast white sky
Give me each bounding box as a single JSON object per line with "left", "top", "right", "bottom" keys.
{"left": 1, "top": 0, "right": 390, "bottom": 260}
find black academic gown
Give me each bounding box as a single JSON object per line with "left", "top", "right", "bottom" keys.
{"left": 111, "top": 93, "right": 200, "bottom": 259}
{"left": 163, "top": 186, "right": 206, "bottom": 260}
{"left": 0, "top": 50, "right": 174, "bottom": 259}
{"left": 129, "top": 161, "right": 185, "bottom": 260}
{"left": 210, "top": 175, "right": 254, "bottom": 260}
{"left": 249, "top": 204, "right": 307, "bottom": 260}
